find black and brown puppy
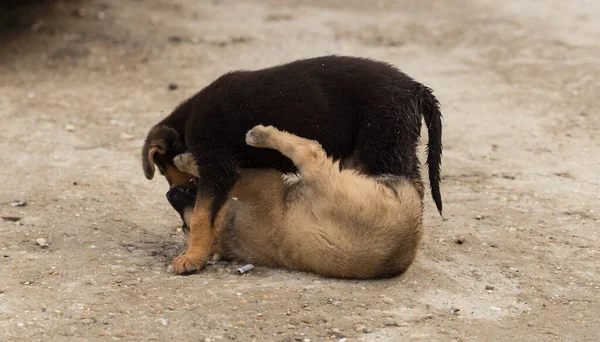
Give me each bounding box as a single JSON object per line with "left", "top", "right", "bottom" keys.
{"left": 142, "top": 55, "right": 443, "bottom": 274}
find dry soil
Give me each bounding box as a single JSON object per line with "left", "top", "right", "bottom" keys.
{"left": 1, "top": 0, "right": 599, "bottom": 341}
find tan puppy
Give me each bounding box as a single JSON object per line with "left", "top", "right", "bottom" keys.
{"left": 172, "top": 125, "right": 423, "bottom": 279}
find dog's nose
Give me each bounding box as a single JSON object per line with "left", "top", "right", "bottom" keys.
{"left": 166, "top": 186, "right": 197, "bottom": 213}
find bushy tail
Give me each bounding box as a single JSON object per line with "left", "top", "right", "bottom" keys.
{"left": 416, "top": 85, "right": 443, "bottom": 216}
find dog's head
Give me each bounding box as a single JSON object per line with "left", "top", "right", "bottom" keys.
{"left": 142, "top": 124, "right": 198, "bottom": 230}
{"left": 141, "top": 125, "right": 195, "bottom": 189}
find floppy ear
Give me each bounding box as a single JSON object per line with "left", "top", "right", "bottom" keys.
{"left": 141, "top": 125, "right": 182, "bottom": 179}
{"left": 143, "top": 146, "right": 162, "bottom": 179}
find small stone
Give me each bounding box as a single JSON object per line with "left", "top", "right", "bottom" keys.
{"left": 35, "top": 238, "right": 49, "bottom": 249}
{"left": 10, "top": 200, "right": 27, "bottom": 207}
{"left": 65, "top": 124, "right": 75, "bottom": 132}
{"left": 384, "top": 320, "right": 409, "bottom": 327}
{"left": 97, "top": 12, "right": 106, "bottom": 20}
{"left": 1, "top": 216, "right": 21, "bottom": 222}
{"left": 475, "top": 215, "right": 484, "bottom": 220}
{"left": 355, "top": 325, "right": 371, "bottom": 333}
{"left": 329, "top": 328, "right": 344, "bottom": 338}
{"left": 455, "top": 238, "right": 465, "bottom": 245}
{"left": 41, "top": 308, "right": 46, "bottom": 312}
{"left": 451, "top": 307, "right": 460, "bottom": 314}
{"left": 485, "top": 285, "right": 495, "bottom": 291}
{"left": 168, "top": 83, "right": 179, "bottom": 91}
{"left": 168, "top": 35, "right": 183, "bottom": 43}
{"left": 120, "top": 132, "right": 134, "bottom": 140}
{"left": 382, "top": 297, "right": 394, "bottom": 304}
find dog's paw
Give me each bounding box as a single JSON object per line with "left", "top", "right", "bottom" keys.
{"left": 246, "top": 125, "right": 278, "bottom": 148}
{"left": 173, "top": 153, "right": 197, "bottom": 175}
{"left": 170, "top": 253, "right": 205, "bottom": 275}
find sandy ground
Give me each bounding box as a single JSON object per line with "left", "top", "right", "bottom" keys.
{"left": 1, "top": 0, "right": 599, "bottom": 341}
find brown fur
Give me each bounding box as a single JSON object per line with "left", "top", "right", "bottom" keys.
{"left": 173, "top": 125, "right": 423, "bottom": 279}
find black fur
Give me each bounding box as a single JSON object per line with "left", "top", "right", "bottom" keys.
{"left": 166, "top": 186, "right": 197, "bottom": 231}
{"left": 152, "top": 55, "right": 443, "bottom": 221}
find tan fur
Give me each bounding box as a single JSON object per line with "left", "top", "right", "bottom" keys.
{"left": 174, "top": 125, "right": 424, "bottom": 279}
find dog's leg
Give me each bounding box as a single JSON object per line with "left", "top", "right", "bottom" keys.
{"left": 169, "top": 197, "right": 214, "bottom": 273}
{"left": 173, "top": 153, "right": 200, "bottom": 178}
{"left": 169, "top": 152, "right": 239, "bottom": 274}
{"left": 246, "top": 125, "right": 329, "bottom": 181}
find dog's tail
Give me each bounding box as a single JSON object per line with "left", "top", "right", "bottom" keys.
{"left": 416, "top": 85, "right": 443, "bottom": 216}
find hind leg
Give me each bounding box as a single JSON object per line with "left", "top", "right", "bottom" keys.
{"left": 246, "top": 125, "right": 330, "bottom": 181}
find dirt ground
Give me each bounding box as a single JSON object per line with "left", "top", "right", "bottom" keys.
{"left": 1, "top": 0, "right": 599, "bottom": 341}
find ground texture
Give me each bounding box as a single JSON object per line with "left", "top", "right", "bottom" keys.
{"left": 1, "top": 0, "right": 599, "bottom": 341}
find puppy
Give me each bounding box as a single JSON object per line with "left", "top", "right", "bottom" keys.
{"left": 167, "top": 125, "right": 423, "bottom": 279}
{"left": 142, "top": 55, "right": 441, "bottom": 274}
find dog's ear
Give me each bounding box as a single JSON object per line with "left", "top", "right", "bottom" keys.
{"left": 141, "top": 125, "right": 183, "bottom": 179}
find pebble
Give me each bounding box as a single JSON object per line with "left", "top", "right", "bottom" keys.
{"left": 382, "top": 297, "right": 394, "bottom": 304}
{"left": 329, "top": 328, "right": 344, "bottom": 338}
{"left": 158, "top": 318, "right": 167, "bottom": 326}
{"left": 35, "top": 238, "right": 49, "bottom": 249}
{"left": 120, "top": 132, "right": 134, "bottom": 140}
{"left": 384, "top": 320, "right": 409, "bottom": 327}
{"left": 355, "top": 325, "right": 371, "bottom": 333}
{"left": 485, "top": 285, "right": 495, "bottom": 290}
{"left": 10, "top": 200, "right": 27, "bottom": 207}
{"left": 1, "top": 216, "right": 21, "bottom": 222}
{"left": 168, "top": 83, "right": 179, "bottom": 90}
{"left": 65, "top": 124, "right": 76, "bottom": 132}
{"left": 168, "top": 35, "right": 183, "bottom": 43}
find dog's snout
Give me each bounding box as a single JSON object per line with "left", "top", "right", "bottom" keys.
{"left": 166, "top": 187, "right": 197, "bottom": 213}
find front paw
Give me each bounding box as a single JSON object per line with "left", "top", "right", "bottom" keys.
{"left": 246, "top": 125, "right": 278, "bottom": 148}
{"left": 169, "top": 253, "right": 205, "bottom": 274}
